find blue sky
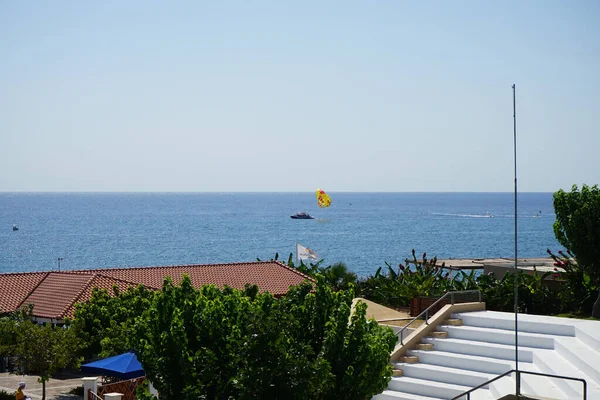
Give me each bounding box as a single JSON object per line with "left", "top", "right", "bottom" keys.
{"left": 1, "top": 1, "right": 598, "bottom": 192}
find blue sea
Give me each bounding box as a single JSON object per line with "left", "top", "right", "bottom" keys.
{"left": 0, "top": 192, "right": 561, "bottom": 277}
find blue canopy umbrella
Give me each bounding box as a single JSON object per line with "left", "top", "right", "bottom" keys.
{"left": 81, "top": 352, "right": 145, "bottom": 380}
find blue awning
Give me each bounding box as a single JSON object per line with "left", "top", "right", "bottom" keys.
{"left": 81, "top": 352, "right": 144, "bottom": 380}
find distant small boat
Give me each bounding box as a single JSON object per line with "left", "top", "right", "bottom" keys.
{"left": 12, "top": 225, "right": 19, "bottom": 231}
{"left": 290, "top": 212, "right": 314, "bottom": 220}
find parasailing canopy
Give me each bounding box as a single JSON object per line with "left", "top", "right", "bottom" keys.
{"left": 316, "top": 189, "right": 332, "bottom": 208}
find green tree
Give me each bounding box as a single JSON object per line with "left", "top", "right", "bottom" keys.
{"left": 10, "top": 312, "right": 81, "bottom": 399}
{"left": 70, "top": 284, "right": 154, "bottom": 359}
{"left": 0, "top": 315, "right": 16, "bottom": 358}
{"left": 552, "top": 184, "right": 600, "bottom": 317}
{"left": 282, "top": 280, "right": 396, "bottom": 399}
{"left": 132, "top": 275, "right": 396, "bottom": 399}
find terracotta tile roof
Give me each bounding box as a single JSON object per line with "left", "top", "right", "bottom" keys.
{"left": 0, "top": 261, "right": 314, "bottom": 320}
{"left": 20, "top": 272, "right": 96, "bottom": 320}
{"left": 80, "top": 261, "right": 313, "bottom": 295}
{"left": 0, "top": 272, "right": 48, "bottom": 313}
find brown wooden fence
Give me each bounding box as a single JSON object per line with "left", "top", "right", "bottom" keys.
{"left": 88, "top": 390, "right": 103, "bottom": 400}
{"left": 96, "top": 376, "right": 146, "bottom": 400}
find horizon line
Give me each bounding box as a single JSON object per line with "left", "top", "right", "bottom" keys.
{"left": 0, "top": 190, "right": 555, "bottom": 194}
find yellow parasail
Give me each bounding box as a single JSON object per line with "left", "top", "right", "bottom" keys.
{"left": 316, "top": 189, "right": 332, "bottom": 208}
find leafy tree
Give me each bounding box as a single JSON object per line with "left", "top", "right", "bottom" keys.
{"left": 0, "top": 315, "right": 16, "bottom": 358}
{"left": 132, "top": 275, "right": 396, "bottom": 399}
{"left": 552, "top": 184, "right": 600, "bottom": 317}
{"left": 70, "top": 284, "right": 154, "bottom": 359}
{"left": 9, "top": 308, "right": 82, "bottom": 400}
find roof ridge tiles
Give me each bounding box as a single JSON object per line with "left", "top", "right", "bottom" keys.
{"left": 68, "top": 260, "right": 290, "bottom": 273}
{"left": 55, "top": 270, "right": 144, "bottom": 287}
{"left": 0, "top": 271, "right": 50, "bottom": 277}
{"left": 90, "top": 273, "right": 154, "bottom": 288}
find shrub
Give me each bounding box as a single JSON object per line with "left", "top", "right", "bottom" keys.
{"left": 0, "top": 390, "right": 14, "bottom": 400}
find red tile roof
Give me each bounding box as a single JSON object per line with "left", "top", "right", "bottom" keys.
{"left": 20, "top": 272, "right": 94, "bottom": 319}
{"left": 0, "top": 261, "right": 314, "bottom": 320}
{"left": 81, "top": 261, "right": 313, "bottom": 294}
{"left": 0, "top": 272, "right": 48, "bottom": 313}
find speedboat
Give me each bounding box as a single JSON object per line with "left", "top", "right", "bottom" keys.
{"left": 290, "top": 212, "right": 314, "bottom": 220}
{"left": 12, "top": 225, "right": 19, "bottom": 231}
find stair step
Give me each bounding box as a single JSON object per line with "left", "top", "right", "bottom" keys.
{"left": 533, "top": 350, "right": 588, "bottom": 398}
{"left": 415, "top": 343, "right": 434, "bottom": 351}
{"left": 427, "top": 331, "right": 448, "bottom": 339}
{"left": 387, "top": 376, "right": 494, "bottom": 399}
{"left": 444, "top": 318, "right": 463, "bottom": 326}
{"left": 373, "top": 390, "right": 445, "bottom": 400}
{"left": 399, "top": 355, "right": 419, "bottom": 363}
{"left": 438, "top": 325, "right": 555, "bottom": 349}
{"left": 407, "top": 349, "right": 514, "bottom": 375}
{"left": 453, "top": 311, "right": 575, "bottom": 336}
{"left": 420, "top": 337, "right": 536, "bottom": 362}
{"left": 395, "top": 362, "right": 495, "bottom": 388}
{"left": 555, "top": 336, "right": 600, "bottom": 385}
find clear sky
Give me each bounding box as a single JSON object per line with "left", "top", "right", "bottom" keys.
{"left": 1, "top": 1, "right": 598, "bottom": 192}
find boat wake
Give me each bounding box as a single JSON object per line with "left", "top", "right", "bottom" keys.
{"left": 433, "top": 213, "right": 494, "bottom": 218}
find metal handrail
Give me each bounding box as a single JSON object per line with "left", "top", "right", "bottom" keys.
{"left": 450, "top": 369, "right": 587, "bottom": 400}
{"left": 398, "top": 290, "right": 481, "bottom": 344}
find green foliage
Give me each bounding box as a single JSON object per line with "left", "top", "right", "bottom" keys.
{"left": 552, "top": 184, "right": 600, "bottom": 317}
{"left": 476, "top": 269, "right": 559, "bottom": 315}
{"left": 262, "top": 252, "right": 359, "bottom": 292}
{"left": 357, "top": 250, "right": 559, "bottom": 316}
{"left": 358, "top": 250, "right": 462, "bottom": 307}
{"left": 547, "top": 249, "right": 599, "bottom": 315}
{"left": 0, "top": 314, "right": 17, "bottom": 357}
{"left": 70, "top": 284, "right": 154, "bottom": 359}
{"left": 553, "top": 184, "right": 600, "bottom": 280}
{"left": 0, "top": 390, "right": 14, "bottom": 400}
{"left": 68, "top": 386, "right": 84, "bottom": 396}
{"left": 132, "top": 275, "right": 396, "bottom": 400}
{"left": 5, "top": 307, "right": 82, "bottom": 400}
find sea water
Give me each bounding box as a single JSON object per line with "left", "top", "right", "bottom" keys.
{"left": 0, "top": 192, "right": 560, "bottom": 277}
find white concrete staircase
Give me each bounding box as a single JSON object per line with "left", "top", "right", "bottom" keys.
{"left": 374, "top": 311, "right": 600, "bottom": 400}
